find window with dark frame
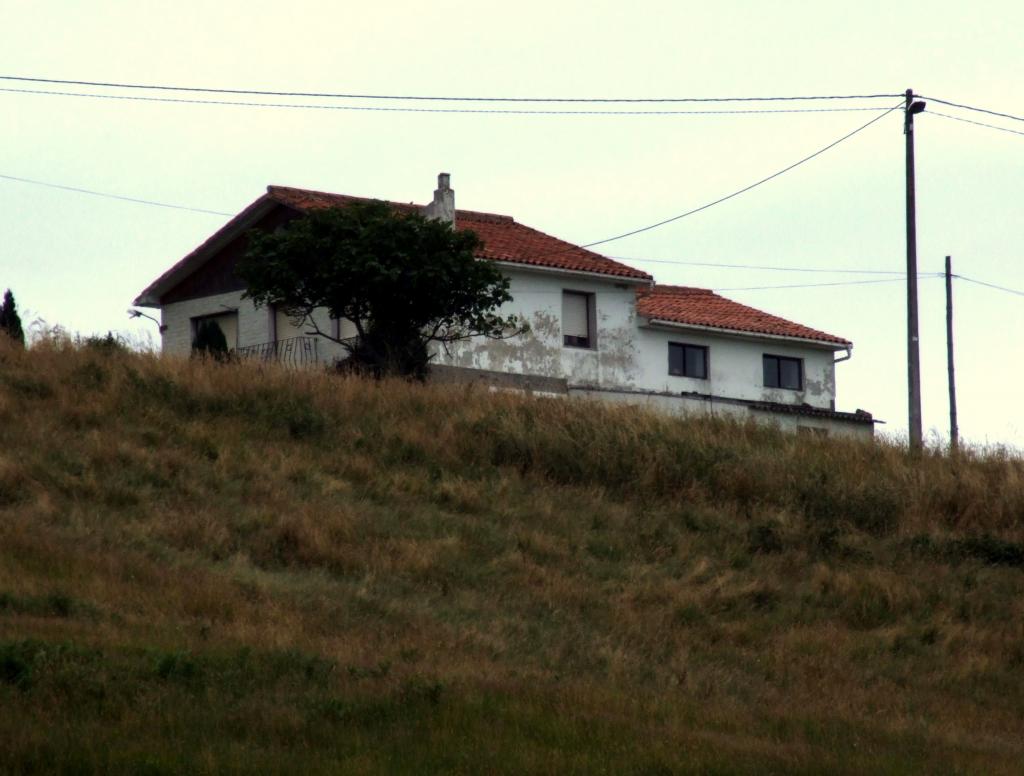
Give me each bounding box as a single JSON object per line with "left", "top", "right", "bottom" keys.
{"left": 562, "top": 290, "right": 593, "bottom": 348}
{"left": 191, "top": 312, "right": 238, "bottom": 350}
{"left": 668, "top": 342, "right": 708, "bottom": 379}
{"left": 763, "top": 354, "right": 803, "bottom": 390}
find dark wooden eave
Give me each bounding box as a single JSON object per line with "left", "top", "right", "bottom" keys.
{"left": 133, "top": 193, "right": 282, "bottom": 307}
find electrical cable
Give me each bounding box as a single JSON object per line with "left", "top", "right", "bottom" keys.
{"left": 0, "top": 75, "right": 902, "bottom": 104}
{"left": 953, "top": 274, "right": 1024, "bottom": 297}
{"left": 0, "top": 86, "right": 898, "bottom": 116}
{"left": 0, "top": 173, "right": 233, "bottom": 216}
{"left": 610, "top": 256, "right": 903, "bottom": 274}
{"left": 572, "top": 103, "right": 903, "bottom": 251}
{"left": 714, "top": 275, "right": 943, "bottom": 292}
{"left": 920, "top": 95, "right": 1024, "bottom": 125}
{"left": 1, "top": 105, "right": 902, "bottom": 247}
{"left": 928, "top": 110, "right": 1024, "bottom": 138}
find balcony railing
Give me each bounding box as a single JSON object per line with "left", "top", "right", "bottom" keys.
{"left": 236, "top": 336, "right": 319, "bottom": 368}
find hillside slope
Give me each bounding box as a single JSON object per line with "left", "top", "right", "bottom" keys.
{"left": 1, "top": 338, "right": 1023, "bottom": 774}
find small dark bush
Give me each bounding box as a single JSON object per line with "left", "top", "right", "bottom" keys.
{"left": 81, "top": 332, "right": 128, "bottom": 353}
{"left": 281, "top": 402, "right": 327, "bottom": 439}
{"left": 587, "top": 539, "right": 625, "bottom": 563}
{"left": 0, "top": 591, "right": 78, "bottom": 618}
{"left": 45, "top": 593, "right": 73, "bottom": 618}
{"left": 797, "top": 468, "right": 901, "bottom": 536}
{"left": 906, "top": 534, "right": 1024, "bottom": 568}
{"left": 954, "top": 535, "right": 1024, "bottom": 568}
{"left": 400, "top": 675, "right": 444, "bottom": 706}
{"left": 347, "top": 661, "right": 391, "bottom": 680}
{"left": 747, "top": 522, "right": 783, "bottom": 554}
{"left": 809, "top": 525, "right": 842, "bottom": 556}
{"left": 839, "top": 587, "right": 900, "bottom": 630}
{"left": 156, "top": 651, "right": 199, "bottom": 682}
{"left": 673, "top": 604, "right": 705, "bottom": 626}
{"left": 0, "top": 470, "right": 29, "bottom": 507}
{"left": 2, "top": 374, "right": 53, "bottom": 400}
{"left": 124, "top": 369, "right": 201, "bottom": 416}
{"left": 70, "top": 361, "right": 108, "bottom": 391}
{"left": 0, "top": 651, "right": 31, "bottom": 690}
{"left": 0, "top": 641, "right": 42, "bottom": 691}
{"left": 266, "top": 649, "right": 334, "bottom": 682}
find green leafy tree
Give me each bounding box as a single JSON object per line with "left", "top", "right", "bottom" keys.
{"left": 0, "top": 289, "right": 25, "bottom": 347}
{"left": 192, "top": 319, "right": 229, "bottom": 359}
{"left": 238, "top": 201, "right": 525, "bottom": 378}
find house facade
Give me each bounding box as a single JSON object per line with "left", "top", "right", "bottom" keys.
{"left": 134, "top": 175, "right": 876, "bottom": 439}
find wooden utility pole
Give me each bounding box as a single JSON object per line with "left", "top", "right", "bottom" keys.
{"left": 905, "top": 88, "right": 926, "bottom": 451}
{"left": 945, "top": 255, "right": 959, "bottom": 452}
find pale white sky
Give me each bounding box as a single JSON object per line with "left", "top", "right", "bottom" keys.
{"left": 2, "top": 1, "right": 1022, "bottom": 447}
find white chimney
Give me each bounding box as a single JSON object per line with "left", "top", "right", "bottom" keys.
{"left": 423, "top": 172, "right": 455, "bottom": 224}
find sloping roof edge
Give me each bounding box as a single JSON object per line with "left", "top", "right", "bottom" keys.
{"left": 265, "top": 185, "right": 652, "bottom": 281}
{"left": 748, "top": 400, "right": 877, "bottom": 424}
{"left": 636, "top": 284, "right": 851, "bottom": 347}
{"left": 132, "top": 192, "right": 278, "bottom": 307}
{"left": 641, "top": 317, "right": 849, "bottom": 350}
{"left": 134, "top": 185, "right": 652, "bottom": 307}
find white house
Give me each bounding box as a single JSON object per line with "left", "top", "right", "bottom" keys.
{"left": 134, "top": 174, "right": 876, "bottom": 438}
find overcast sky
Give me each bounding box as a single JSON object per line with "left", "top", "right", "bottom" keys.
{"left": 2, "top": 1, "right": 1022, "bottom": 448}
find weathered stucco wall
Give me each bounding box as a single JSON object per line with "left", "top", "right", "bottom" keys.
{"left": 161, "top": 268, "right": 845, "bottom": 421}
{"left": 568, "top": 388, "right": 872, "bottom": 440}
{"left": 435, "top": 268, "right": 643, "bottom": 389}
{"left": 161, "top": 291, "right": 262, "bottom": 357}
{"left": 632, "top": 325, "right": 838, "bottom": 410}
{"left": 433, "top": 267, "right": 839, "bottom": 410}
{"left": 161, "top": 293, "right": 352, "bottom": 363}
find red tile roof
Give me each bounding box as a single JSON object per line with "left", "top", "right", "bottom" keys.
{"left": 636, "top": 285, "right": 851, "bottom": 346}
{"left": 267, "top": 186, "right": 652, "bottom": 281}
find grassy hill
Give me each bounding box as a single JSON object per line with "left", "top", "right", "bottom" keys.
{"left": 1, "top": 337, "right": 1023, "bottom": 774}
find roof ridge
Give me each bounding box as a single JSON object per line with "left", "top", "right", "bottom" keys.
{"left": 267, "top": 185, "right": 419, "bottom": 210}
{"left": 642, "top": 284, "right": 714, "bottom": 296}
{"left": 267, "top": 184, "right": 515, "bottom": 223}
{"left": 636, "top": 282, "right": 850, "bottom": 345}
{"left": 453, "top": 209, "right": 515, "bottom": 223}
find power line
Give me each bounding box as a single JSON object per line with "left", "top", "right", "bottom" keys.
{"left": 0, "top": 173, "right": 233, "bottom": 216}
{"left": 611, "top": 256, "right": 904, "bottom": 274}
{"left": 3, "top": 175, "right": 1006, "bottom": 298}
{"left": 0, "top": 75, "right": 902, "bottom": 104}
{"left": 714, "top": 275, "right": 943, "bottom": 292}
{"left": 0, "top": 95, "right": 894, "bottom": 230}
{"left": 954, "top": 274, "right": 1024, "bottom": 297}
{"left": 0, "top": 101, "right": 890, "bottom": 245}
{"left": 0, "top": 86, "right": 898, "bottom": 116}
{"left": 929, "top": 110, "right": 1024, "bottom": 138}
{"left": 920, "top": 95, "right": 1024, "bottom": 125}
{"left": 576, "top": 103, "right": 903, "bottom": 251}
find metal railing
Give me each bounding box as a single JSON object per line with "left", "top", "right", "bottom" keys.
{"left": 236, "top": 336, "right": 319, "bottom": 368}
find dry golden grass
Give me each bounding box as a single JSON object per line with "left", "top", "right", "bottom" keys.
{"left": 1, "top": 335, "right": 1023, "bottom": 774}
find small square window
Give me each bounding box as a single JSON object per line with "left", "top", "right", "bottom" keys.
{"left": 763, "top": 354, "right": 803, "bottom": 390}
{"left": 668, "top": 343, "right": 708, "bottom": 379}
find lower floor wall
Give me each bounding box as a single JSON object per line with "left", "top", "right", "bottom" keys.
{"left": 157, "top": 304, "right": 873, "bottom": 439}
{"left": 567, "top": 387, "right": 874, "bottom": 440}
{"left": 425, "top": 365, "right": 874, "bottom": 440}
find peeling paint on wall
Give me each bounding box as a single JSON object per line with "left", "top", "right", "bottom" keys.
{"left": 160, "top": 266, "right": 847, "bottom": 418}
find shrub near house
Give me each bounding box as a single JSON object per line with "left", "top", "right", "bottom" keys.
{"left": 0, "top": 289, "right": 25, "bottom": 347}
